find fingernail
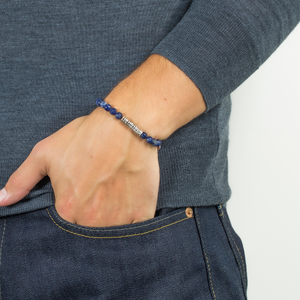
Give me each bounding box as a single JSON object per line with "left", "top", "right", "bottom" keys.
{"left": 0, "top": 188, "right": 8, "bottom": 202}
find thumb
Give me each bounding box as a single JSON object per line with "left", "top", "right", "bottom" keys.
{"left": 0, "top": 144, "right": 47, "bottom": 206}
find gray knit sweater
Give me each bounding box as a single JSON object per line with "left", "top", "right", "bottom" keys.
{"left": 0, "top": 0, "right": 299, "bottom": 216}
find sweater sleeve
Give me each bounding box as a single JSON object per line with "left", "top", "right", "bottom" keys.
{"left": 151, "top": 0, "right": 300, "bottom": 111}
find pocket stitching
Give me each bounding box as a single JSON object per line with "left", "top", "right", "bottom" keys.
{"left": 195, "top": 209, "right": 217, "bottom": 300}
{"left": 48, "top": 207, "right": 186, "bottom": 232}
{"left": 217, "top": 206, "right": 247, "bottom": 297}
{"left": 222, "top": 219, "right": 247, "bottom": 287}
{"left": 47, "top": 208, "right": 190, "bottom": 239}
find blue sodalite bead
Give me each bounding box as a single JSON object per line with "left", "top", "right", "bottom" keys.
{"left": 153, "top": 139, "right": 162, "bottom": 147}
{"left": 104, "top": 104, "right": 111, "bottom": 111}
{"left": 146, "top": 136, "right": 153, "bottom": 144}
{"left": 96, "top": 98, "right": 103, "bottom": 106}
{"left": 99, "top": 100, "right": 107, "bottom": 108}
{"left": 109, "top": 108, "right": 117, "bottom": 115}
{"left": 115, "top": 112, "right": 122, "bottom": 119}
{"left": 140, "top": 132, "right": 147, "bottom": 139}
{"left": 96, "top": 98, "right": 107, "bottom": 108}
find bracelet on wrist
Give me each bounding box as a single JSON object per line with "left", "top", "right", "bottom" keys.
{"left": 96, "top": 98, "right": 162, "bottom": 149}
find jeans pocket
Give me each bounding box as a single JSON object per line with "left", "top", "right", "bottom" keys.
{"left": 46, "top": 205, "right": 192, "bottom": 239}
{"left": 1, "top": 206, "right": 215, "bottom": 300}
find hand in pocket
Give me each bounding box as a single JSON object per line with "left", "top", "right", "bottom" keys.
{"left": 0, "top": 108, "right": 160, "bottom": 227}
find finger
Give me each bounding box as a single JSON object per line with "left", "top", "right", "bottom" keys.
{"left": 0, "top": 144, "right": 47, "bottom": 206}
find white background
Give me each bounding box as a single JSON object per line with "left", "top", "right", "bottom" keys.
{"left": 228, "top": 24, "right": 300, "bottom": 299}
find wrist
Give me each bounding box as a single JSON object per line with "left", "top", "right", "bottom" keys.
{"left": 104, "top": 54, "right": 206, "bottom": 140}
{"left": 89, "top": 107, "right": 157, "bottom": 155}
{"left": 95, "top": 98, "right": 162, "bottom": 148}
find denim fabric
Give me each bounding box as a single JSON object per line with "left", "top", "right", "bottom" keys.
{"left": 0, "top": 205, "right": 247, "bottom": 299}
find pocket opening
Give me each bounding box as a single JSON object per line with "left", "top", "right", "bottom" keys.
{"left": 46, "top": 206, "right": 193, "bottom": 239}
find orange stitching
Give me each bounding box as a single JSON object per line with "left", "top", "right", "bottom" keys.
{"left": 219, "top": 206, "right": 247, "bottom": 282}
{"left": 47, "top": 209, "right": 190, "bottom": 239}
{"left": 218, "top": 206, "right": 247, "bottom": 286}
{"left": 218, "top": 206, "right": 247, "bottom": 296}
{"left": 203, "top": 250, "right": 216, "bottom": 300}
{"left": 195, "top": 210, "right": 216, "bottom": 300}
{"left": 225, "top": 223, "right": 247, "bottom": 281}
{"left": 47, "top": 208, "right": 185, "bottom": 232}
{"left": 0, "top": 219, "right": 6, "bottom": 300}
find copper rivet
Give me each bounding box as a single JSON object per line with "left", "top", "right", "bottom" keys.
{"left": 185, "top": 207, "right": 193, "bottom": 218}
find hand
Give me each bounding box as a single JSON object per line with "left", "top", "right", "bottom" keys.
{"left": 0, "top": 54, "right": 205, "bottom": 226}
{"left": 0, "top": 108, "right": 160, "bottom": 227}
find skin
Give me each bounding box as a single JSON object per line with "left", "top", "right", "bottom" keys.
{"left": 0, "top": 54, "right": 206, "bottom": 227}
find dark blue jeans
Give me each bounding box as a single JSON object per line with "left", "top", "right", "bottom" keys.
{"left": 0, "top": 205, "right": 247, "bottom": 299}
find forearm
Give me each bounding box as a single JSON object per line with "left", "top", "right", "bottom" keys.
{"left": 104, "top": 54, "right": 206, "bottom": 141}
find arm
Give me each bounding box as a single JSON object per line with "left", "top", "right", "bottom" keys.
{"left": 0, "top": 0, "right": 299, "bottom": 226}
{"left": 0, "top": 54, "right": 205, "bottom": 226}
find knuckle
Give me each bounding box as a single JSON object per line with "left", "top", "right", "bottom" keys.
{"left": 30, "top": 139, "right": 51, "bottom": 166}
{"left": 31, "top": 140, "right": 46, "bottom": 157}
{"left": 9, "top": 172, "right": 22, "bottom": 187}
{"left": 8, "top": 171, "right": 30, "bottom": 194}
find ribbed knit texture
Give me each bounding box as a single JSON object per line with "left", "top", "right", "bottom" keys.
{"left": 0, "top": 0, "right": 299, "bottom": 216}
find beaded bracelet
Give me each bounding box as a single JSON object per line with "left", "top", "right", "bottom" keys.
{"left": 96, "top": 98, "right": 162, "bottom": 149}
